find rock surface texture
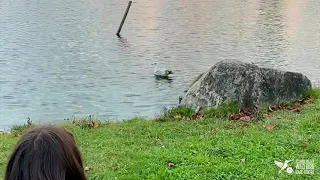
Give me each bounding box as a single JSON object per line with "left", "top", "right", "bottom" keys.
{"left": 180, "top": 60, "right": 312, "bottom": 110}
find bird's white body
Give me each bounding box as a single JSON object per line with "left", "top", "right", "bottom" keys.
{"left": 152, "top": 62, "right": 173, "bottom": 77}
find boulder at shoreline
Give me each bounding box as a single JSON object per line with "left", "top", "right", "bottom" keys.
{"left": 180, "top": 60, "right": 312, "bottom": 111}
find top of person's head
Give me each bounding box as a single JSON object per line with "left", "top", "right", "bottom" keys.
{"left": 5, "top": 125, "right": 86, "bottom": 180}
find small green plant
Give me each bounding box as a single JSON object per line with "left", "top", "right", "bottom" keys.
{"left": 279, "top": 100, "right": 295, "bottom": 107}
{"left": 70, "top": 115, "right": 102, "bottom": 129}
{"left": 303, "top": 88, "right": 320, "bottom": 99}
{"left": 154, "top": 106, "right": 195, "bottom": 122}
{"left": 154, "top": 116, "right": 173, "bottom": 122}
{"left": 126, "top": 117, "right": 144, "bottom": 123}
{"left": 252, "top": 108, "right": 266, "bottom": 121}
{"left": 203, "top": 100, "right": 239, "bottom": 119}
{"left": 167, "top": 106, "right": 195, "bottom": 117}
{"left": 11, "top": 118, "right": 34, "bottom": 134}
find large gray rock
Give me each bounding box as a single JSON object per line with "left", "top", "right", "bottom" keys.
{"left": 180, "top": 60, "right": 312, "bottom": 110}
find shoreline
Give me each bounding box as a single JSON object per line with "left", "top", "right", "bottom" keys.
{"left": 1, "top": 90, "right": 320, "bottom": 179}
{"left": 4, "top": 89, "right": 319, "bottom": 133}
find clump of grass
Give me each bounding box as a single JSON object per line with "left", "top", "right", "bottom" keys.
{"left": 155, "top": 106, "right": 195, "bottom": 122}
{"left": 126, "top": 117, "right": 146, "bottom": 123}
{"left": 278, "top": 100, "right": 295, "bottom": 107}
{"left": 303, "top": 88, "right": 320, "bottom": 99}
{"left": 154, "top": 116, "right": 173, "bottom": 122}
{"left": 69, "top": 115, "right": 103, "bottom": 129}
{"left": 167, "top": 106, "right": 195, "bottom": 117}
{"left": 252, "top": 107, "right": 268, "bottom": 121}
{"left": 11, "top": 118, "right": 34, "bottom": 134}
{"left": 203, "top": 99, "right": 239, "bottom": 119}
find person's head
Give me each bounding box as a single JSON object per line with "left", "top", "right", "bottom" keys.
{"left": 5, "top": 126, "right": 86, "bottom": 180}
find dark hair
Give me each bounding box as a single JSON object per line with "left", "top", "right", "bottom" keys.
{"left": 5, "top": 126, "right": 86, "bottom": 180}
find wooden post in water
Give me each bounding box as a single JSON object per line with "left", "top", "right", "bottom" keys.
{"left": 117, "top": 1, "right": 132, "bottom": 36}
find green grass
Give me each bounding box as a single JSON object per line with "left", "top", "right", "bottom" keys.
{"left": 203, "top": 99, "right": 239, "bottom": 119}
{"left": 1, "top": 90, "right": 320, "bottom": 179}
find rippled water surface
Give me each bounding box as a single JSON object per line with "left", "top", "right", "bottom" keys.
{"left": 1, "top": 0, "right": 320, "bottom": 126}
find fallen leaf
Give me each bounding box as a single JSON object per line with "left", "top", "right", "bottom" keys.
{"left": 305, "top": 98, "right": 314, "bottom": 104}
{"left": 229, "top": 114, "right": 242, "bottom": 121}
{"left": 191, "top": 112, "right": 202, "bottom": 120}
{"left": 286, "top": 107, "right": 293, "bottom": 110}
{"left": 93, "top": 121, "right": 99, "bottom": 128}
{"left": 292, "top": 108, "right": 301, "bottom": 113}
{"left": 239, "top": 116, "right": 251, "bottom": 121}
{"left": 240, "top": 107, "right": 256, "bottom": 116}
{"left": 13, "top": 132, "right": 21, "bottom": 137}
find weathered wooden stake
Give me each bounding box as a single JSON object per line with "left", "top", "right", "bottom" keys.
{"left": 117, "top": 1, "right": 132, "bottom": 36}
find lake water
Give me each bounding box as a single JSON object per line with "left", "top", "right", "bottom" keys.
{"left": 1, "top": 0, "right": 320, "bottom": 127}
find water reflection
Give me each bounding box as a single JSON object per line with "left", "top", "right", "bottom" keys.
{"left": 154, "top": 76, "right": 174, "bottom": 84}
{"left": 117, "top": 35, "right": 131, "bottom": 49}
{"left": 1, "top": 0, "right": 320, "bottom": 126}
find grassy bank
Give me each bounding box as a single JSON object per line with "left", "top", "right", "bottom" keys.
{"left": 1, "top": 90, "right": 320, "bottom": 179}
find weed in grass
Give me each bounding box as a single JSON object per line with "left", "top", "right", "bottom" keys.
{"left": 155, "top": 106, "right": 197, "bottom": 122}
{"left": 68, "top": 115, "right": 104, "bottom": 129}
{"left": 203, "top": 99, "right": 239, "bottom": 119}
{"left": 303, "top": 88, "right": 320, "bottom": 99}
{"left": 11, "top": 117, "right": 34, "bottom": 135}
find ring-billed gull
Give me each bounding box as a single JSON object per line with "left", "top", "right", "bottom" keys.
{"left": 151, "top": 62, "right": 173, "bottom": 77}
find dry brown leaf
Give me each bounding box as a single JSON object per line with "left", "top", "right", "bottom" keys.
{"left": 191, "top": 112, "right": 202, "bottom": 120}
{"left": 229, "top": 114, "right": 242, "bottom": 121}
{"left": 305, "top": 99, "right": 313, "bottom": 104}
{"left": 292, "top": 108, "right": 301, "bottom": 113}
{"left": 13, "top": 132, "right": 21, "bottom": 137}
{"left": 239, "top": 116, "right": 251, "bottom": 121}
{"left": 93, "top": 121, "right": 99, "bottom": 128}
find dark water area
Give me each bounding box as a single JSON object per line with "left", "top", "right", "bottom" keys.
{"left": 1, "top": 0, "right": 320, "bottom": 127}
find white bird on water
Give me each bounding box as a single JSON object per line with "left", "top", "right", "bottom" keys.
{"left": 151, "top": 62, "right": 173, "bottom": 77}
